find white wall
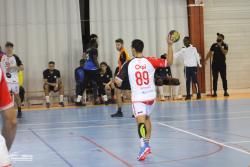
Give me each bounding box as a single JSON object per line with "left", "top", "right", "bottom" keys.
{"left": 204, "top": 0, "right": 250, "bottom": 91}
{"left": 89, "top": 0, "right": 189, "bottom": 95}
{"left": 0, "top": 0, "right": 82, "bottom": 93}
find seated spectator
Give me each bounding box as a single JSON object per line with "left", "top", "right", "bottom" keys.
{"left": 75, "top": 59, "right": 86, "bottom": 106}
{"left": 99, "top": 62, "right": 115, "bottom": 105}
{"left": 43, "top": 61, "right": 64, "bottom": 108}
{"left": 155, "top": 54, "right": 180, "bottom": 100}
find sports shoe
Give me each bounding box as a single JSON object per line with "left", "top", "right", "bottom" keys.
{"left": 59, "top": 102, "right": 65, "bottom": 107}
{"left": 185, "top": 95, "right": 191, "bottom": 100}
{"left": 224, "top": 92, "right": 229, "bottom": 97}
{"left": 17, "top": 107, "right": 22, "bottom": 118}
{"left": 46, "top": 103, "right": 50, "bottom": 108}
{"left": 212, "top": 92, "right": 217, "bottom": 97}
{"left": 197, "top": 93, "right": 201, "bottom": 100}
{"left": 137, "top": 144, "right": 151, "bottom": 161}
{"left": 111, "top": 111, "right": 123, "bottom": 117}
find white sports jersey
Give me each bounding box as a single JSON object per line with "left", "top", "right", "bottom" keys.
{"left": 0, "top": 54, "right": 22, "bottom": 84}
{"left": 117, "top": 57, "right": 167, "bottom": 102}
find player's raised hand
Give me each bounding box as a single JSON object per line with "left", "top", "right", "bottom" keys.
{"left": 167, "top": 35, "right": 174, "bottom": 46}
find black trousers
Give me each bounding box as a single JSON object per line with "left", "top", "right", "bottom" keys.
{"left": 83, "top": 69, "right": 100, "bottom": 99}
{"left": 76, "top": 82, "right": 85, "bottom": 96}
{"left": 184, "top": 67, "right": 201, "bottom": 96}
{"left": 212, "top": 64, "right": 227, "bottom": 92}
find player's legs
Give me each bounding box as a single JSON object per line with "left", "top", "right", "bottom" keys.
{"left": 219, "top": 65, "right": 229, "bottom": 96}
{"left": 44, "top": 84, "right": 51, "bottom": 108}
{"left": 0, "top": 135, "right": 12, "bottom": 167}
{"left": 133, "top": 102, "right": 151, "bottom": 160}
{"left": 75, "top": 83, "right": 85, "bottom": 106}
{"left": 1, "top": 108, "right": 17, "bottom": 150}
{"left": 9, "top": 83, "right": 22, "bottom": 118}
{"left": 185, "top": 67, "right": 192, "bottom": 100}
{"left": 190, "top": 67, "right": 201, "bottom": 99}
{"left": 212, "top": 65, "right": 219, "bottom": 96}
{"left": 145, "top": 116, "right": 151, "bottom": 140}
{"left": 111, "top": 88, "right": 123, "bottom": 117}
{"left": 58, "top": 82, "right": 64, "bottom": 107}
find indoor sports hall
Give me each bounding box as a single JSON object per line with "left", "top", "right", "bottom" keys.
{"left": 0, "top": 0, "right": 250, "bottom": 167}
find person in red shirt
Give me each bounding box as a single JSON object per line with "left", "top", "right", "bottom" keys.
{"left": 0, "top": 67, "right": 17, "bottom": 166}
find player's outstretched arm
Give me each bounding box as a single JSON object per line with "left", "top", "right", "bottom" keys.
{"left": 166, "top": 35, "right": 174, "bottom": 65}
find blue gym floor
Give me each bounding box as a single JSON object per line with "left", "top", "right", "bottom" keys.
{"left": 9, "top": 98, "right": 250, "bottom": 167}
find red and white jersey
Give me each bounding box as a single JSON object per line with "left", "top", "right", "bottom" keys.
{"left": 0, "top": 54, "right": 22, "bottom": 84}
{"left": 116, "top": 57, "right": 167, "bottom": 102}
{"left": 0, "top": 68, "right": 13, "bottom": 111}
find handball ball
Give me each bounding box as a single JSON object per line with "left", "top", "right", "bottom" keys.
{"left": 169, "top": 30, "right": 180, "bottom": 43}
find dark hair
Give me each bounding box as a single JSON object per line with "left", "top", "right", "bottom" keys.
{"left": 80, "top": 59, "right": 85, "bottom": 65}
{"left": 160, "top": 53, "right": 167, "bottom": 59}
{"left": 115, "top": 38, "right": 123, "bottom": 44}
{"left": 48, "top": 61, "right": 55, "bottom": 65}
{"left": 100, "top": 62, "right": 112, "bottom": 73}
{"left": 131, "top": 39, "right": 144, "bottom": 53}
{"left": 5, "top": 42, "right": 14, "bottom": 48}
{"left": 89, "top": 39, "right": 98, "bottom": 48}
{"left": 183, "top": 36, "right": 190, "bottom": 41}
{"left": 217, "top": 33, "right": 224, "bottom": 40}
{"left": 90, "top": 34, "right": 98, "bottom": 40}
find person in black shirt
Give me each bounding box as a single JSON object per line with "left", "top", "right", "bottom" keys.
{"left": 75, "top": 59, "right": 86, "bottom": 106}
{"left": 99, "top": 62, "right": 115, "bottom": 105}
{"left": 43, "top": 61, "right": 64, "bottom": 108}
{"left": 205, "top": 33, "right": 229, "bottom": 97}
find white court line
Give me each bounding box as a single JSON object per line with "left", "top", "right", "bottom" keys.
{"left": 158, "top": 122, "right": 250, "bottom": 155}
{"left": 165, "top": 116, "right": 250, "bottom": 123}
{"left": 17, "top": 123, "right": 135, "bottom": 132}
{"left": 18, "top": 110, "right": 250, "bottom": 126}
{"left": 224, "top": 141, "right": 250, "bottom": 144}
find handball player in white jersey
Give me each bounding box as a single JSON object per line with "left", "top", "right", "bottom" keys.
{"left": 0, "top": 67, "right": 17, "bottom": 167}
{"left": 115, "top": 37, "right": 173, "bottom": 161}
{"left": 0, "top": 42, "right": 24, "bottom": 118}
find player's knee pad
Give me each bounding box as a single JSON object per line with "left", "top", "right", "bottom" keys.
{"left": 0, "top": 136, "right": 11, "bottom": 167}
{"left": 138, "top": 123, "right": 147, "bottom": 138}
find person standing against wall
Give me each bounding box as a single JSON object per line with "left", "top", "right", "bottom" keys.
{"left": 205, "top": 33, "right": 229, "bottom": 97}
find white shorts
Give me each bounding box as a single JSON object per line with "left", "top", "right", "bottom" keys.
{"left": 7, "top": 83, "right": 19, "bottom": 94}
{"left": 132, "top": 100, "right": 155, "bottom": 117}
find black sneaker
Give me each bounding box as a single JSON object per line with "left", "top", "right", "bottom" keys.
{"left": 212, "top": 93, "right": 217, "bottom": 97}
{"left": 46, "top": 103, "right": 50, "bottom": 108}
{"left": 132, "top": 114, "right": 135, "bottom": 118}
{"left": 104, "top": 101, "right": 109, "bottom": 105}
{"left": 75, "top": 102, "right": 86, "bottom": 106}
{"left": 59, "top": 102, "right": 65, "bottom": 107}
{"left": 111, "top": 111, "right": 123, "bottom": 117}
{"left": 224, "top": 92, "right": 229, "bottom": 97}
{"left": 185, "top": 96, "right": 191, "bottom": 100}
{"left": 197, "top": 93, "right": 201, "bottom": 99}
{"left": 17, "top": 111, "right": 23, "bottom": 118}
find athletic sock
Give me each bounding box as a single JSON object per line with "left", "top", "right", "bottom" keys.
{"left": 45, "top": 96, "right": 50, "bottom": 103}
{"left": 59, "top": 95, "right": 64, "bottom": 103}
{"left": 76, "top": 95, "right": 82, "bottom": 102}
{"left": 103, "top": 95, "right": 108, "bottom": 102}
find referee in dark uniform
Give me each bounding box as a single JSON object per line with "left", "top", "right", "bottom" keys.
{"left": 205, "top": 33, "right": 229, "bottom": 97}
